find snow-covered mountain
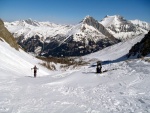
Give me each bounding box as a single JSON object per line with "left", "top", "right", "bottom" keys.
{"left": 5, "top": 16, "right": 119, "bottom": 57}
{"left": 130, "top": 19, "right": 150, "bottom": 31}
{"left": 4, "top": 15, "right": 150, "bottom": 57}
{"left": 100, "top": 15, "right": 149, "bottom": 40}
{"left": 4, "top": 18, "right": 71, "bottom": 40}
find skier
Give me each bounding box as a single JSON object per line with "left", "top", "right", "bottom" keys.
{"left": 31, "top": 65, "right": 38, "bottom": 78}
{"left": 96, "top": 61, "right": 102, "bottom": 73}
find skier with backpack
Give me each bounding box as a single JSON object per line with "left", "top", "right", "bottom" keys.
{"left": 31, "top": 65, "right": 38, "bottom": 78}
{"left": 96, "top": 61, "right": 102, "bottom": 73}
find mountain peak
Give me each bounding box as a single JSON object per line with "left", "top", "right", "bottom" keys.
{"left": 84, "top": 15, "right": 91, "bottom": 19}
{"left": 19, "top": 18, "right": 40, "bottom": 26}
{"left": 82, "top": 15, "right": 98, "bottom": 25}
{"left": 100, "top": 15, "right": 129, "bottom": 28}
{"left": 100, "top": 15, "right": 149, "bottom": 40}
{"left": 81, "top": 15, "right": 94, "bottom": 23}
{"left": 25, "top": 18, "right": 32, "bottom": 21}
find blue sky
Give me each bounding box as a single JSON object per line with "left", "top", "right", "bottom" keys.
{"left": 0, "top": 0, "right": 150, "bottom": 24}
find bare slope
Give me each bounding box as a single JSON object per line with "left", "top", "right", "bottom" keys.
{"left": 0, "top": 19, "right": 19, "bottom": 50}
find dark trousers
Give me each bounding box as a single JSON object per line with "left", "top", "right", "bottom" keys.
{"left": 34, "top": 71, "right": 37, "bottom": 77}
{"left": 96, "top": 67, "right": 102, "bottom": 73}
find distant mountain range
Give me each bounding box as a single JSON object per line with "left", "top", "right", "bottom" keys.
{"left": 4, "top": 15, "right": 150, "bottom": 57}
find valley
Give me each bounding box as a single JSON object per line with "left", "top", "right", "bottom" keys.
{"left": 0, "top": 14, "right": 150, "bottom": 113}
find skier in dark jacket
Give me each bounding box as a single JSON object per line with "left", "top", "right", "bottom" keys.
{"left": 96, "top": 61, "right": 102, "bottom": 73}
{"left": 31, "top": 65, "right": 38, "bottom": 78}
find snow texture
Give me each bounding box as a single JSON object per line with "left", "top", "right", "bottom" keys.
{"left": 0, "top": 34, "right": 150, "bottom": 113}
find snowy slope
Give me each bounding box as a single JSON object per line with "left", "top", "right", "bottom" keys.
{"left": 84, "top": 34, "right": 145, "bottom": 61}
{"left": 100, "top": 15, "right": 119, "bottom": 27}
{"left": 0, "top": 39, "right": 50, "bottom": 77}
{"left": 44, "top": 58, "right": 150, "bottom": 113}
{"left": 100, "top": 15, "right": 149, "bottom": 40}
{"left": 1, "top": 26, "right": 150, "bottom": 113}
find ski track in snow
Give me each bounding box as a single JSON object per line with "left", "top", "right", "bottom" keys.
{"left": 1, "top": 59, "right": 150, "bottom": 113}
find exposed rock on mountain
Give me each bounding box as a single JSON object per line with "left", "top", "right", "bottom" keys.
{"left": 127, "top": 31, "right": 150, "bottom": 58}
{"left": 82, "top": 16, "right": 116, "bottom": 41}
{"left": 0, "top": 19, "right": 19, "bottom": 50}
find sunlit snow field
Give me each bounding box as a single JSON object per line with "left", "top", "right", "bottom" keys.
{"left": 0, "top": 34, "right": 150, "bottom": 113}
